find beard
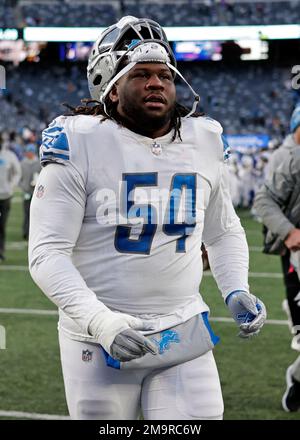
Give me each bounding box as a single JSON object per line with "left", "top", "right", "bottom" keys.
{"left": 117, "top": 93, "right": 176, "bottom": 136}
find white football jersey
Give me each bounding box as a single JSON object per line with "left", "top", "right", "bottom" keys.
{"left": 29, "top": 115, "right": 249, "bottom": 342}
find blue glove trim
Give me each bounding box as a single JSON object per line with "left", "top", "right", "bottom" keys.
{"left": 225, "top": 290, "right": 249, "bottom": 305}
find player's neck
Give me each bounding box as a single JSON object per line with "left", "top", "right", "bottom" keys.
{"left": 117, "top": 115, "right": 173, "bottom": 139}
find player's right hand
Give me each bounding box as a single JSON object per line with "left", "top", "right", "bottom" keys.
{"left": 110, "top": 328, "right": 158, "bottom": 362}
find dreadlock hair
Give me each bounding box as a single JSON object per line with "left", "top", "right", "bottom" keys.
{"left": 63, "top": 98, "right": 204, "bottom": 142}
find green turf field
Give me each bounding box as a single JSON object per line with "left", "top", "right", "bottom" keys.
{"left": 0, "top": 195, "right": 299, "bottom": 420}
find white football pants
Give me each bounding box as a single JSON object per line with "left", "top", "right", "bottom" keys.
{"left": 59, "top": 330, "right": 224, "bottom": 420}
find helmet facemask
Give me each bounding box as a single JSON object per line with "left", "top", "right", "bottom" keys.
{"left": 87, "top": 16, "right": 199, "bottom": 118}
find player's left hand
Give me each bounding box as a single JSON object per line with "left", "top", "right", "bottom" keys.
{"left": 226, "top": 291, "right": 267, "bottom": 338}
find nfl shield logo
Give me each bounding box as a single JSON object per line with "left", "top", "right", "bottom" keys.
{"left": 36, "top": 185, "right": 45, "bottom": 199}
{"left": 82, "top": 349, "right": 93, "bottom": 362}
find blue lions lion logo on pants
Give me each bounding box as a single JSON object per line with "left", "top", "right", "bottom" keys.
{"left": 152, "top": 330, "right": 180, "bottom": 354}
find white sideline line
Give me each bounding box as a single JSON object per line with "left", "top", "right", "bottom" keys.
{"left": 7, "top": 242, "right": 28, "bottom": 250}
{"left": 246, "top": 230, "right": 263, "bottom": 235}
{"left": 0, "top": 265, "right": 28, "bottom": 271}
{"left": 0, "top": 266, "right": 284, "bottom": 278}
{"left": 203, "top": 271, "right": 283, "bottom": 279}
{"left": 7, "top": 244, "right": 262, "bottom": 252}
{"left": 3, "top": 245, "right": 264, "bottom": 252}
{"left": 11, "top": 197, "right": 22, "bottom": 204}
{"left": 210, "top": 317, "right": 288, "bottom": 326}
{"left": 0, "top": 410, "right": 70, "bottom": 420}
{"left": 0, "top": 307, "right": 288, "bottom": 326}
{"left": 0, "top": 308, "right": 58, "bottom": 316}
{"left": 249, "top": 246, "right": 263, "bottom": 252}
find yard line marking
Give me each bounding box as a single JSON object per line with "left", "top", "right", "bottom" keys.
{"left": 7, "top": 242, "right": 28, "bottom": 250}
{"left": 248, "top": 272, "right": 283, "bottom": 278}
{"left": 245, "top": 230, "right": 263, "bottom": 234}
{"left": 3, "top": 243, "right": 269, "bottom": 253}
{"left": 0, "top": 307, "right": 288, "bottom": 326}
{"left": 3, "top": 245, "right": 266, "bottom": 252}
{"left": 0, "top": 410, "right": 70, "bottom": 420}
{"left": 0, "top": 308, "right": 58, "bottom": 316}
{"left": 203, "top": 271, "right": 283, "bottom": 279}
{"left": 210, "top": 317, "right": 288, "bottom": 326}
{"left": 11, "top": 197, "right": 22, "bottom": 204}
{"left": 0, "top": 266, "right": 28, "bottom": 271}
{"left": 0, "top": 266, "right": 284, "bottom": 278}
{"left": 249, "top": 246, "right": 263, "bottom": 252}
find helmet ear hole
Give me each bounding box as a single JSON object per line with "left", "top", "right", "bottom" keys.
{"left": 93, "top": 75, "right": 102, "bottom": 86}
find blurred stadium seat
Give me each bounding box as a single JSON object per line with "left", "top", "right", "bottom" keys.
{"left": 1, "top": 0, "right": 300, "bottom": 28}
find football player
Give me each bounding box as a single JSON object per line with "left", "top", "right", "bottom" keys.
{"left": 29, "top": 16, "right": 266, "bottom": 420}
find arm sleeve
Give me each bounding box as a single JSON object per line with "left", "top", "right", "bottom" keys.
{"left": 202, "top": 162, "right": 249, "bottom": 300}
{"left": 254, "top": 156, "right": 296, "bottom": 240}
{"left": 28, "top": 162, "right": 111, "bottom": 334}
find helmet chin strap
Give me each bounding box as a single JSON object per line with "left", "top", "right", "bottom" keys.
{"left": 100, "top": 61, "right": 200, "bottom": 119}
{"left": 166, "top": 63, "right": 200, "bottom": 118}
{"left": 100, "top": 61, "right": 136, "bottom": 115}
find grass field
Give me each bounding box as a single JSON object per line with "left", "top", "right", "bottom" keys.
{"left": 0, "top": 195, "right": 299, "bottom": 420}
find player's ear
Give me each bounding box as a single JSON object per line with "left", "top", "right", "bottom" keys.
{"left": 109, "top": 84, "right": 119, "bottom": 103}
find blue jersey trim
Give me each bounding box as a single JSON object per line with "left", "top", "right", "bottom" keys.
{"left": 41, "top": 151, "right": 70, "bottom": 161}
{"left": 221, "top": 134, "right": 231, "bottom": 161}
{"left": 43, "top": 126, "right": 63, "bottom": 134}
{"left": 52, "top": 133, "right": 69, "bottom": 151}
{"left": 101, "top": 348, "right": 121, "bottom": 369}
{"left": 201, "top": 311, "right": 220, "bottom": 345}
{"left": 290, "top": 105, "right": 300, "bottom": 132}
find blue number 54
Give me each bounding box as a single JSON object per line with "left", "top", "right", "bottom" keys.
{"left": 115, "top": 173, "right": 196, "bottom": 254}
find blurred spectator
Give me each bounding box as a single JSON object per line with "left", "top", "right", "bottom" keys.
{"left": 254, "top": 105, "right": 300, "bottom": 412}
{"left": 239, "top": 155, "right": 255, "bottom": 208}
{"left": 0, "top": 136, "right": 22, "bottom": 261}
{"left": 19, "top": 144, "right": 40, "bottom": 240}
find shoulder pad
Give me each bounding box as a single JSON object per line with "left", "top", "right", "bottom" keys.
{"left": 40, "top": 116, "right": 70, "bottom": 166}
{"left": 68, "top": 115, "right": 102, "bottom": 134}
{"left": 197, "top": 115, "right": 223, "bottom": 134}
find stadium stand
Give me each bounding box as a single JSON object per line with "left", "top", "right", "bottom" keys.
{"left": 1, "top": 0, "right": 300, "bottom": 28}
{"left": 0, "top": 62, "right": 295, "bottom": 138}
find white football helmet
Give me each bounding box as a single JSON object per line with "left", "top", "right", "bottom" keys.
{"left": 87, "top": 16, "right": 176, "bottom": 101}
{"left": 87, "top": 16, "right": 199, "bottom": 116}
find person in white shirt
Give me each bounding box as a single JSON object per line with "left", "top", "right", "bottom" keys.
{"left": 0, "top": 138, "right": 21, "bottom": 261}
{"left": 29, "top": 16, "right": 266, "bottom": 420}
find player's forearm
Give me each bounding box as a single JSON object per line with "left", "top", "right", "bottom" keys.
{"left": 29, "top": 250, "right": 109, "bottom": 334}
{"left": 206, "top": 226, "right": 250, "bottom": 301}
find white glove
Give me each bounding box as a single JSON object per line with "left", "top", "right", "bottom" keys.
{"left": 88, "top": 309, "right": 157, "bottom": 361}
{"left": 226, "top": 291, "right": 267, "bottom": 338}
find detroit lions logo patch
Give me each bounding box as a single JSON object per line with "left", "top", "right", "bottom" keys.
{"left": 152, "top": 330, "right": 180, "bottom": 354}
